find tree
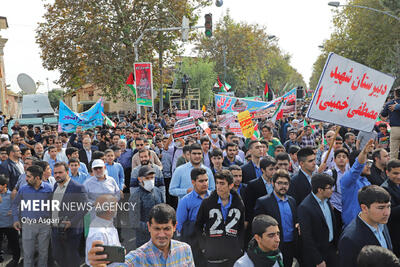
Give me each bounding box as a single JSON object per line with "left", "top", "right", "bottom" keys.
{"left": 36, "top": 0, "right": 209, "bottom": 101}
{"left": 196, "top": 12, "right": 306, "bottom": 97}
{"left": 175, "top": 57, "right": 217, "bottom": 104}
{"left": 310, "top": 0, "right": 400, "bottom": 89}
{"left": 48, "top": 89, "right": 64, "bottom": 110}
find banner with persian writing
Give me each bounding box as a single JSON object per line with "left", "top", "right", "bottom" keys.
{"left": 307, "top": 53, "right": 395, "bottom": 132}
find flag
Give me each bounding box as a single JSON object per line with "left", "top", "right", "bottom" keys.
{"left": 102, "top": 112, "right": 116, "bottom": 128}
{"left": 217, "top": 76, "right": 223, "bottom": 88}
{"left": 202, "top": 105, "right": 207, "bottom": 112}
{"left": 126, "top": 72, "right": 136, "bottom": 95}
{"left": 303, "top": 120, "right": 316, "bottom": 134}
{"left": 264, "top": 81, "right": 269, "bottom": 99}
{"left": 222, "top": 82, "right": 231, "bottom": 92}
{"left": 251, "top": 123, "right": 260, "bottom": 140}
{"left": 270, "top": 100, "right": 285, "bottom": 123}
{"left": 198, "top": 120, "right": 211, "bottom": 135}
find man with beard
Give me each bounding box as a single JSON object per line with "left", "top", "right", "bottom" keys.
{"left": 130, "top": 148, "right": 165, "bottom": 202}
{"left": 34, "top": 142, "right": 45, "bottom": 159}
{"left": 51, "top": 162, "right": 88, "bottom": 267}
{"left": 254, "top": 170, "right": 298, "bottom": 267}
{"left": 369, "top": 148, "right": 390, "bottom": 185}
{"left": 234, "top": 215, "right": 283, "bottom": 267}
{"left": 0, "top": 145, "right": 24, "bottom": 191}
{"left": 79, "top": 138, "right": 95, "bottom": 170}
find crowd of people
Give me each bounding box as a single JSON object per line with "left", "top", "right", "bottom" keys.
{"left": 0, "top": 88, "right": 400, "bottom": 267}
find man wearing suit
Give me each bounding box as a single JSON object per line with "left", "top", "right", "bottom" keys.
{"left": 339, "top": 185, "right": 392, "bottom": 267}
{"left": 255, "top": 169, "right": 299, "bottom": 267}
{"left": 288, "top": 146, "right": 316, "bottom": 205}
{"left": 298, "top": 173, "right": 338, "bottom": 267}
{"left": 241, "top": 140, "right": 263, "bottom": 184}
{"left": 79, "top": 137, "right": 94, "bottom": 169}
{"left": 229, "top": 165, "right": 247, "bottom": 201}
{"left": 245, "top": 157, "right": 276, "bottom": 224}
{"left": 0, "top": 145, "right": 24, "bottom": 191}
{"left": 381, "top": 159, "right": 400, "bottom": 256}
{"left": 51, "top": 162, "right": 88, "bottom": 267}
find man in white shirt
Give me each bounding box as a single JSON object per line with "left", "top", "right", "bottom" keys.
{"left": 85, "top": 194, "right": 120, "bottom": 267}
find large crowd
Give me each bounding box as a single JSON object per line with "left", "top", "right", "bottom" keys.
{"left": 0, "top": 88, "right": 400, "bottom": 267}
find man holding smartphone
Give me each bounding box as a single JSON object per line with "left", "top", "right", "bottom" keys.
{"left": 87, "top": 203, "right": 195, "bottom": 266}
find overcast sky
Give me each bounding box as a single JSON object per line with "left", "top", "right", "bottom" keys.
{"left": 1, "top": 0, "right": 336, "bottom": 94}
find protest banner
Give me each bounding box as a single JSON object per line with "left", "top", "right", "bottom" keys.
{"left": 189, "top": 109, "right": 203, "bottom": 119}
{"left": 134, "top": 62, "right": 153, "bottom": 108}
{"left": 218, "top": 113, "right": 236, "bottom": 127}
{"left": 58, "top": 99, "right": 104, "bottom": 133}
{"left": 215, "top": 94, "right": 270, "bottom": 114}
{"left": 173, "top": 117, "right": 197, "bottom": 139}
{"left": 237, "top": 110, "right": 255, "bottom": 138}
{"left": 229, "top": 122, "right": 244, "bottom": 137}
{"left": 176, "top": 110, "right": 189, "bottom": 120}
{"left": 307, "top": 53, "right": 395, "bottom": 132}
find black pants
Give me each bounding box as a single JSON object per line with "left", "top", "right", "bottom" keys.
{"left": 207, "top": 258, "right": 235, "bottom": 267}
{"left": 281, "top": 241, "right": 295, "bottom": 267}
{"left": 164, "top": 178, "right": 178, "bottom": 209}
{"left": 0, "top": 227, "right": 20, "bottom": 262}
{"left": 326, "top": 242, "right": 339, "bottom": 267}
{"left": 51, "top": 230, "right": 81, "bottom": 267}
{"left": 333, "top": 208, "right": 343, "bottom": 235}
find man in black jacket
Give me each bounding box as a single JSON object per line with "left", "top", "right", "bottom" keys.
{"left": 339, "top": 185, "right": 393, "bottom": 267}
{"left": 288, "top": 147, "right": 316, "bottom": 205}
{"left": 254, "top": 169, "right": 298, "bottom": 267}
{"left": 298, "top": 173, "right": 338, "bottom": 267}
{"left": 241, "top": 140, "right": 263, "bottom": 184}
{"left": 195, "top": 170, "right": 245, "bottom": 267}
{"left": 369, "top": 148, "right": 389, "bottom": 185}
{"left": 381, "top": 159, "right": 400, "bottom": 256}
{"left": 222, "top": 143, "right": 243, "bottom": 167}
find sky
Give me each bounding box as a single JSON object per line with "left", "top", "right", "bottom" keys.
{"left": 1, "top": 0, "right": 337, "bottom": 94}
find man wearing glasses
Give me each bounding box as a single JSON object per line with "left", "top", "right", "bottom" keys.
{"left": 298, "top": 173, "right": 339, "bottom": 267}
{"left": 254, "top": 170, "right": 299, "bottom": 267}
{"left": 0, "top": 145, "right": 24, "bottom": 191}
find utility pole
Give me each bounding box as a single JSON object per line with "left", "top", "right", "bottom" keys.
{"left": 223, "top": 46, "right": 227, "bottom": 82}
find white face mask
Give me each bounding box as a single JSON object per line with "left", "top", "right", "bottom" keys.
{"left": 143, "top": 179, "right": 155, "bottom": 192}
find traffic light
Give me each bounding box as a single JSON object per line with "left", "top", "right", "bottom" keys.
{"left": 204, "top": 13, "right": 212, "bottom": 38}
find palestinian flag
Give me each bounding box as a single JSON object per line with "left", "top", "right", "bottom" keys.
{"left": 217, "top": 76, "right": 223, "bottom": 89}
{"left": 102, "top": 112, "right": 116, "bottom": 128}
{"left": 222, "top": 82, "right": 231, "bottom": 92}
{"left": 126, "top": 72, "right": 136, "bottom": 95}
{"left": 264, "top": 81, "right": 269, "bottom": 99}
{"left": 303, "top": 120, "right": 316, "bottom": 134}
{"left": 270, "top": 100, "right": 285, "bottom": 123}
{"left": 251, "top": 123, "right": 260, "bottom": 140}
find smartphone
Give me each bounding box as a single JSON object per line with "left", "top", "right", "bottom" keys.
{"left": 95, "top": 244, "right": 125, "bottom": 263}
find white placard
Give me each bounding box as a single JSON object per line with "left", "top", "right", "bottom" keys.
{"left": 307, "top": 53, "right": 395, "bottom": 132}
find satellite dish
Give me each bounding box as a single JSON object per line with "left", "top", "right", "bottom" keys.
{"left": 17, "top": 73, "right": 37, "bottom": 94}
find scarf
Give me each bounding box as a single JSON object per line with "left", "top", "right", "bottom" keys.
{"left": 247, "top": 239, "right": 284, "bottom": 267}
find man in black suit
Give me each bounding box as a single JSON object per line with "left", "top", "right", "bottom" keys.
{"left": 51, "top": 162, "right": 88, "bottom": 267}
{"left": 222, "top": 143, "right": 243, "bottom": 167}
{"left": 241, "top": 140, "right": 263, "bottom": 184}
{"left": 79, "top": 137, "right": 94, "bottom": 168}
{"left": 255, "top": 169, "right": 299, "bottom": 267}
{"left": 381, "top": 159, "right": 400, "bottom": 256}
{"left": 339, "top": 185, "right": 393, "bottom": 267}
{"left": 229, "top": 165, "right": 247, "bottom": 202}
{"left": 245, "top": 157, "right": 276, "bottom": 224}
{"left": 288, "top": 146, "right": 316, "bottom": 205}
{"left": 298, "top": 173, "right": 338, "bottom": 267}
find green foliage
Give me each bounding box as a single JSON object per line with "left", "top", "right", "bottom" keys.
{"left": 48, "top": 89, "right": 64, "bottom": 110}
{"left": 36, "top": 0, "right": 209, "bottom": 101}
{"left": 196, "top": 12, "right": 306, "bottom": 98}
{"left": 310, "top": 0, "right": 400, "bottom": 90}
{"left": 175, "top": 58, "right": 217, "bottom": 104}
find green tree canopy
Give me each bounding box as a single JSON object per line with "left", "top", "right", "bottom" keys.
{"left": 309, "top": 0, "right": 400, "bottom": 90}
{"left": 36, "top": 0, "right": 209, "bottom": 100}
{"left": 48, "top": 89, "right": 64, "bottom": 110}
{"left": 195, "top": 12, "right": 305, "bottom": 97}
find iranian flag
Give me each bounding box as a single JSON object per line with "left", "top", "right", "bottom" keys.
{"left": 270, "top": 100, "right": 285, "bottom": 123}
{"left": 102, "top": 112, "right": 116, "bottom": 128}
{"left": 198, "top": 120, "right": 211, "bottom": 135}
{"left": 303, "top": 120, "right": 317, "bottom": 134}
{"left": 126, "top": 72, "right": 136, "bottom": 95}
{"left": 251, "top": 123, "right": 260, "bottom": 140}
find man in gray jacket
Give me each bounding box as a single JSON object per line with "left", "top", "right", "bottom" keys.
{"left": 234, "top": 214, "right": 283, "bottom": 267}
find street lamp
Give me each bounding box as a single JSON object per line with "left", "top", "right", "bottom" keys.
{"left": 328, "top": 1, "right": 400, "bottom": 21}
